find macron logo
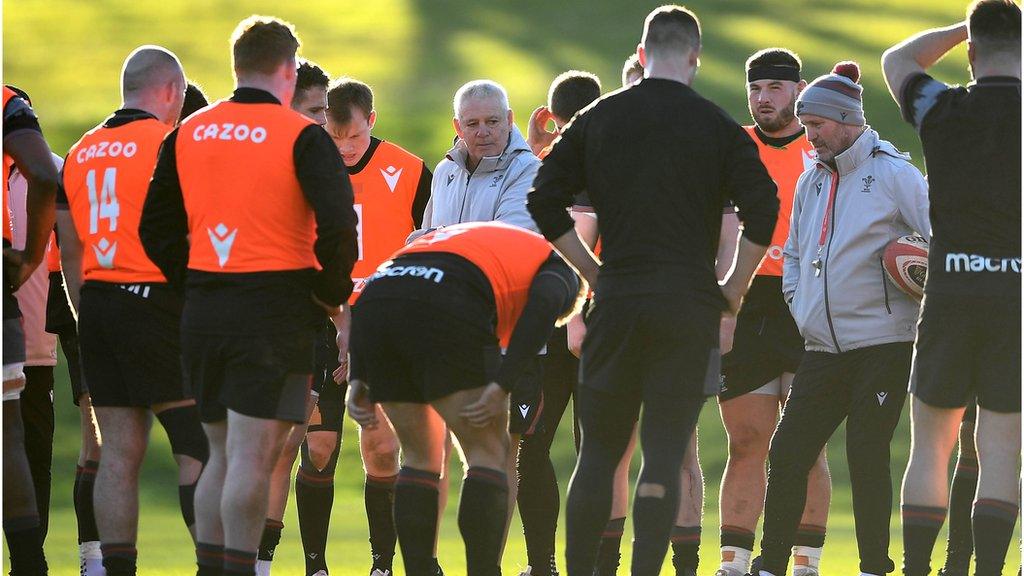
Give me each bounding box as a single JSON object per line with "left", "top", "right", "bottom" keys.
{"left": 945, "top": 252, "right": 1021, "bottom": 274}
{"left": 876, "top": 392, "right": 887, "bottom": 405}
{"left": 802, "top": 149, "right": 817, "bottom": 171}
{"left": 381, "top": 165, "right": 403, "bottom": 192}
{"left": 92, "top": 238, "right": 117, "bottom": 269}
{"left": 519, "top": 404, "right": 530, "bottom": 418}
{"left": 207, "top": 223, "right": 238, "bottom": 268}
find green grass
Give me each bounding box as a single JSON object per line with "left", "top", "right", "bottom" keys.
{"left": 5, "top": 1, "right": 1018, "bottom": 574}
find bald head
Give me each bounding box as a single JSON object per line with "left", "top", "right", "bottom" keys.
{"left": 122, "top": 46, "right": 184, "bottom": 96}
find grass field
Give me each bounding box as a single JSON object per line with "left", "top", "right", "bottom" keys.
{"left": 4, "top": 0, "right": 1019, "bottom": 574}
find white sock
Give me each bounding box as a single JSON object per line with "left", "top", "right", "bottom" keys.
{"left": 80, "top": 541, "right": 106, "bottom": 576}
{"left": 719, "top": 546, "right": 753, "bottom": 573}
{"left": 255, "top": 558, "right": 272, "bottom": 576}
{"left": 759, "top": 571, "right": 778, "bottom": 576}
{"left": 792, "top": 545, "right": 822, "bottom": 572}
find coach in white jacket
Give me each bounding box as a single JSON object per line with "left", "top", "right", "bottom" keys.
{"left": 753, "top": 62, "right": 930, "bottom": 576}
{"left": 414, "top": 80, "right": 540, "bottom": 237}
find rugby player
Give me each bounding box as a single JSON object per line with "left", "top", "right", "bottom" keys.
{"left": 749, "top": 61, "right": 930, "bottom": 576}
{"left": 882, "top": 2, "right": 1021, "bottom": 575}
{"left": 529, "top": 6, "right": 779, "bottom": 575}
{"left": 519, "top": 69, "right": 602, "bottom": 576}
{"left": 714, "top": 48, "right": 830, "bottom": 576}
{"left": 139, "top": 16, "right": 358, "bottom": 576}
{"left": 3, "top": 82, "right": 60, "bottom": 576}
{"left": 295, "top": 76, "right": 432, "bottom": 576}
{"left": 181, "top": 82, "right": 209, "bottom": 120}
{"left": 255, "top": 58, "right": 332, "bottom": 576}
{"left": 57, "top": 46, "right": 208, "bottom": 576}
{"left": 346, "top": 221, "right": 584, "bottom": 576}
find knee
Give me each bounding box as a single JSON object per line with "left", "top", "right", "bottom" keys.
{"left": 729, "top": 426, "right": 771, "bottom": 465}
{"left": 362, "top": 436, "right": 399, "bottom": 475}
{"left": 157, "top": 405, "right": 209, "bottom": 466}
{"left": 306, "top": 433, "right": 339, "bottom": 472}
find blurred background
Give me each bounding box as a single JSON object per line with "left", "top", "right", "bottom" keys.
{"left": 5, "top": 1, "right": 1011, "bottom": 574}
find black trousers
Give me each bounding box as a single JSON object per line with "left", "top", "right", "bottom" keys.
{"left": 21, "top": 365, "right": 55, "bottom": 538}
{"left": 760, "top": 342, "right": 911, "bottom": 576}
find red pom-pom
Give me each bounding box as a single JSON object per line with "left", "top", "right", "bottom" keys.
{"left": 832, "top": 61, "right": 861, "bottom": 83}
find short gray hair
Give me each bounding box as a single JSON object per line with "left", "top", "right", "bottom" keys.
{"left": 453, "top": 79, "right": 510, "bottom": 118}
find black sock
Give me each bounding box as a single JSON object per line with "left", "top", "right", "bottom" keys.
{"left": 594, "top": 517, "right": 625, "bottom": 576}
{"left": 196, "top": 542, "right": 223, "bottom": 576}
{"left": 972, "top": 499, "right": 1019, "bottom": 576}
{"left": 632, "top": 492, "right": 680, "bottom": 575}
{"left": 943, "top": 457, "right": 978, "bottom": 573}
{"left": 76, "top": 460, "right": 100, "bottom": 543}
{"left": 671, "top": 525, "right": 700, "bottom": 574}
{"left": 3, "top": 516, "right": 48, "bottom": 576}
{"left": 101, "top": 542, "right": 137, "bottom": 576}
{"left": 366, "top": 473, "right": 398, "bottom": 571}
{"left": 222, "top": 548, "right": 256, "bottom": 576}
{"left": 721, "top": 524, "right": 756, "bottom": 551}
{"left": 257, "top": 519, "right": 283, "bottom": 562}
{"left": 296, "top": 463, "right": 335, "bottom": 574}
{"left": 793, "top": 523, "right": 826, "bottom": 549}
{"left": 517, "top": 436, "right": 560, "bottom": 576}
{"left": 902, "top": 504, "right": 946, "bottom": 576}
{"left": 458, "top": 467, "right": 508, "bottom": 576}
{"left": 394, "top": 467, "right": 440, "bottom": 576}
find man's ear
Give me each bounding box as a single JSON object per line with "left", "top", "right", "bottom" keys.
{"left": 637, "top": 44, "right": 647, "bottom": 68}
{"left": 368, "top": 110, "right": 378, "bottom": 130}
{"left": 452, "top": 116, "right": 462, "bottom": 139}
{"left": 507, "top": 109, "right": 514, "bottom": 126}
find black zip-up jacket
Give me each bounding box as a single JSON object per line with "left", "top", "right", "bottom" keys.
{"left": 140, "top": 88, "right": 359, "bottom": 334}
{"left": 528, "top": 77, "right": 778, "bottom": 307}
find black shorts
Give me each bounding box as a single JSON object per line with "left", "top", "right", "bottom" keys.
{"left": 581, "top": 296, "right": 720, "bottom": 398}
{"left": 509, "top": 356, "right": 544, "bottom": 435}
{"left": 720, "top": 311, "right": 804, "bottom": 402}
{"left": 46, "top": 273, "right": 88, "bottom": 404}
{"left": 911, "top": 293, "right": 1021, "bottom": 414}
{"left": 351, "top": 298, "right": 501, "bottom": 405}
{"left": 78, "top": 283, "right": 188, "bottom": 408}
{"left": 183, "top": 327, "right": 315, "bottom": 424}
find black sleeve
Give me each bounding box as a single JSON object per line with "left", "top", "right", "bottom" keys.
{"left": 528, "top": 115, "right": 589, "bottom": 241}
{"left": 412, "top": 162, "right": 432, "bottom": 228}
{"left": 496, "top": 256, "right": 579, "bottom": 391}
{"left": 2, "top": 95, "right": 42, "bottom": 139}
{"left": 56, "top": 161, "right": 69, "bottom": 208}
{"left": 721, "top": 119, "right": 778, "bottom": 247}
{"left": 294, "top": 125, "right": 359, "bottom": 306}
{"left": 898, "top": 72, "right": 949, "bottom": 130}
{"left": 140, "top": 129, "right": 190, "bottom": 290}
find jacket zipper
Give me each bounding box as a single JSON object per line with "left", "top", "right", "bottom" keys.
{"left": 822, "top": 171, "right": 843, "bottom": 353}
{"left": 458, "top": 171, "right": 472, "bottom": 223}
{"left": 879, "top": 256, "right": 892, "bottom": 314}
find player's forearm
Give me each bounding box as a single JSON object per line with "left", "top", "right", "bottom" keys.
{"left": 716, "top": 212, "right": 740, "bottom": 281}
{"left": 724, "top": 236, "right": 767, "bottom": 293}
{"left": 550, "top": 228, "right": 599, "bottom": 288}
{"left": 886, "top": 23, "right": 967, "bottom": 70}
{"left": 22, "top": 190, "right": 56, "bottom": 268}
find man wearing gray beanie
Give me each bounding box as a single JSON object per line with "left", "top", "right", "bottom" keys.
{"left": 746, "top": 61, "right": 932, "bottom": 576}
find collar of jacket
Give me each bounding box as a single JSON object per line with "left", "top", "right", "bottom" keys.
{"left": 815, "top": 126, "right": 910, "bottom": 176}
{"left": 445, "top": 125, "right": 532, "bottom": 174}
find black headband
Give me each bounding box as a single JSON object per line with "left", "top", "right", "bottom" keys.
{"left": 747, "top": 64, "right": 801, "bottom": 83}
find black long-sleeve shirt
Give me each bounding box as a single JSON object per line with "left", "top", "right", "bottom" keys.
{"left": 528, "top": 77, "right": 778, "bottom": 306}
{"left": 140, "top": 88, "right": 359, "bottom": 334}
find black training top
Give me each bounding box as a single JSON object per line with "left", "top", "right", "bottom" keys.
{"left": 528, "top": 77, "right": 778, "bottom": 307}
{"left": 140, "top": 88, "right": 359, "bottom": 334}
{"left": 901, "top": 74, "right": 1021, "bottom": 298}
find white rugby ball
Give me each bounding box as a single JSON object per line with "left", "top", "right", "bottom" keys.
{"left": 883, "top": 234, "right": 928, "bottom": 300}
